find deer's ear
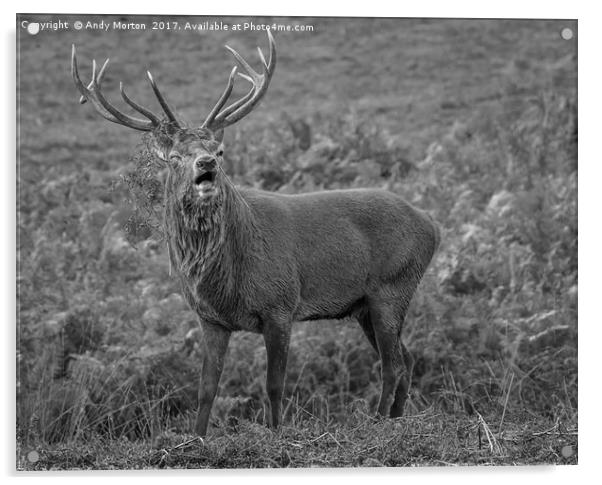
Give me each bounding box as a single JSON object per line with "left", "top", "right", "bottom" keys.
{"left": 214, "top": 129, "right": 225, "bottom": 142}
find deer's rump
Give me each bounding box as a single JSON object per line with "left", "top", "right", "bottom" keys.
{"left": 241, "top": 188, "right": 439, "bottom": 323}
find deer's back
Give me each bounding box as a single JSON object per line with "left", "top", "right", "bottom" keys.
{"left": 242, "top": 187, "right": 437, "bottom": 257}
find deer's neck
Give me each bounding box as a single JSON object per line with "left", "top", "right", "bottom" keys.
{"left": 163, "top": 181, "right": 257, "bottom": 287}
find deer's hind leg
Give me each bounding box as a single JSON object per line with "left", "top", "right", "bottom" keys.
{"left": 367, "top": 299, "right": 405, "bottom": 417}
{"left": 368, "top": 278, "right": 418, "bottom": 418}
{"left": 359, "top": 305, "right": 413, "bottom": 418}
{"left": 389, "top": 340, "right": 414, "bottom": 418}
{"left": 388, "top": 271, "right": 420, "bottom": 418}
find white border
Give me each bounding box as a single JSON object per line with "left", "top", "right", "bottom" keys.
{"left": 2, "top": 0, "right": 584, "bottom": 18}
{"left": 5, "top": 1, "right": 599, "bottom": 484}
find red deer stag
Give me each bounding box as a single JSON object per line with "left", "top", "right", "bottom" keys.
{"left": 71, "top": 31, "right": 440, "bottom": 437}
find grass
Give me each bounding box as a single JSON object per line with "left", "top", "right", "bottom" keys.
{"left": 17, "top": 409, "right": 577, "bottom": 469}
{"left": 16, "top": 16, "right": 577, "bottom": 469}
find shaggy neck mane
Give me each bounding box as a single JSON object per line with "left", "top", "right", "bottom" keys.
{"left": 163, "top": 178, "right": 257, "bottom": 291}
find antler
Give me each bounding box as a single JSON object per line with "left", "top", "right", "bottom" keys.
{"left": 71, "top": 45, "right": 180, "bottom": 131}
{"left": 202, "top": 30, "right": 276, "bottom": 131}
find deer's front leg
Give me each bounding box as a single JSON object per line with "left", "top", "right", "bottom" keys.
{"left": 195, "top": 321, "right": 231, "bottom": 437}
{"left": 263, "top": 317, "right": 292, "bottom": 429}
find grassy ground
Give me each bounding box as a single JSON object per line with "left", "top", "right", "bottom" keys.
{"left": 17, "top": 16, "right": 577, "bottom": 469}
{"left": 17, "top": 410, "right": 577, "bottom": 469}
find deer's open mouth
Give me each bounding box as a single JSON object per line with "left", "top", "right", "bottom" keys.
{"left": 194, "top": 170, "right": 217, "bottom": 198}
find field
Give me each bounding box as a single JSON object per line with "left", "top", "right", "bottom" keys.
{"left": 16, "top": 16, "right": 577, "bottom": 469}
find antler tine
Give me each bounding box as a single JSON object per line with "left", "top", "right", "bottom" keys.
{"left": 90, "top": 60, "right": 156, "bottom": 131}
{"left": 71, "top": 45, "right": 157, "bottom": 131}
{"left": 256, "top": 47, "right": 268, "bottom": 69}
{"left": 224, "top": 45, "right": 261, "bottom": 83}
{"left": 120, "top": 82, "right": 162, "bottom": 125}
{"left": 71, "top": 45, "right": 123, "bottom": 125}
{"left": 146, "top": 72, "right": 181, "bottom": 126}
{"left": 201, "top": 65, "right": 238, "bottom": 129}
{"left": 204, "top": 30, "right": 277, "bottom": 131}
{"left": 213, "top": 83, "right": 255, "bottom": 120}
{"left": 79, "top": 58, "right": 109, "bottom": 105}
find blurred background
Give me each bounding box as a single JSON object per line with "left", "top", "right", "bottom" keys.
{"left": 17, "top": 15, "right": 576, "bottom": 452}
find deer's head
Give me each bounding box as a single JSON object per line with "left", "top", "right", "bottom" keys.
{"left": 72, "top": 31, "right": 276, "bottom": 208}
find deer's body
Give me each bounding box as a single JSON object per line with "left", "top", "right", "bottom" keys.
{"left": 72, "top": 31, "right": 440, "bottom": 437}
{"left": 166, "top": 184, "right": 439, "bottom": 334}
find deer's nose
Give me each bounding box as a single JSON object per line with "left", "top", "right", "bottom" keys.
{"left": 195, "top": 155, "right": 217, "bottom": 171}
